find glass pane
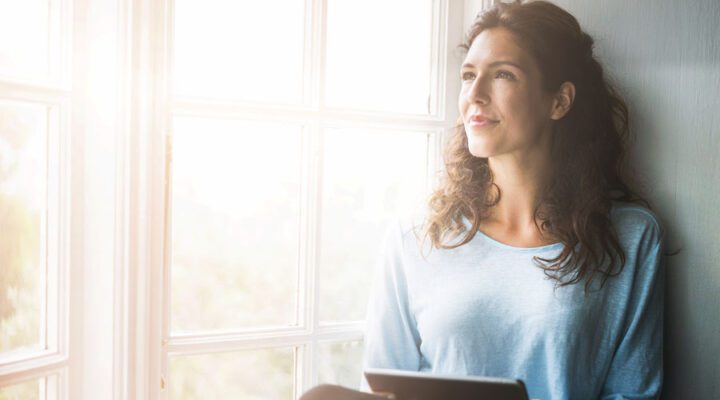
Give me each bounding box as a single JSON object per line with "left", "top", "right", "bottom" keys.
{"left": 0, "top": 0, "right": 51, "bottom": 81}
{"left": 0, "top": 374, "right": 57, "bottom": 400}
{"left": 0, "top": 378, "right": 40, "bottom": 400}
{"left": 325, "top": 0, "right": 433, "bottom": 114}
{"left": 0, "top": 101, "right": 48, "bottom": 358}
{"left": 319, "top": 129, "right": 428, "bottom": 322}
{"left": 170, "top": 348, "right": 294, "bottom": 400}
{"left": 317, "top": 340, "right": 365, "bottom": 390}
{"left": 171, "top": 116, "right": 301, "bottom": 333}
{"left": 173, "top": 0, "right": 305, "bottom": 104}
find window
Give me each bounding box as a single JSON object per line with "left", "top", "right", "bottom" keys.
{"left": 0, "top": 0, "right": 70, "bottom": 397}
{"left": 0, "top": 0, "right": 465, "bottom": 398}
{"left": 159, "top": 0, "right": 463, "bottom": 398}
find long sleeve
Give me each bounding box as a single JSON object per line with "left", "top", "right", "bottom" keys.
{"left": 360, "top": 220, "right": 422, "bottom": 390}
{"left": 600, "top": 235, "right": 665, "bottom": 399}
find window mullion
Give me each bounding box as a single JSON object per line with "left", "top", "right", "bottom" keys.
{"left": 310, "top": 0, "right": 327, "bottom": 111}
{"left": 123, "top": 0, "right": 172, "bottom": 398}
{"left": 429, "top": 0, "right": 449, "bottom": 117}
{"left": 306, "top": 122, "right": 323, "bottom": 392}
{"left": 0, "top": 355, "right": 66, "bottom": 388}
{"left": 300, "top": 0, "right": 328, "bottom": 394}
{"left": 0, "top": 81, "right": 69, "bottom": 103}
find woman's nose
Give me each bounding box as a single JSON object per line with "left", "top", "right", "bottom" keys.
{"left": 468, "top": 76, "right": 490, "bottom": 104}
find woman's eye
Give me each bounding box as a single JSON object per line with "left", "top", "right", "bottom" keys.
{"left": 495, "top": 70, "right": 516, "bottom": 80}
{"left": 461, "top": 71, "right": 476, "bottom": 81}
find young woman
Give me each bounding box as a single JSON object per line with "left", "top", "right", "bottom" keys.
{"left": 361, "top": 1, "right": 665, "bottom": 399}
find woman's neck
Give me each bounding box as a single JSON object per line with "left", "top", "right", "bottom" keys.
{"left": 485, "top": 150, "right": 553, "bottom": 233}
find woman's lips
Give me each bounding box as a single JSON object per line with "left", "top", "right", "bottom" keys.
{"left": 469, "top": 116, "right": 498, "bottom": 127}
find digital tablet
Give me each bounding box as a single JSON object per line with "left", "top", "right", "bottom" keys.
{"left": 364, "top": 368, "right": 530, "bottom": 400}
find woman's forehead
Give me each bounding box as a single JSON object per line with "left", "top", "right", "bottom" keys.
{"left": 464, "top": 27, "right": 531, "bottom": 68}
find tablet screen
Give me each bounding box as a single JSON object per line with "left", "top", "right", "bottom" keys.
{"left": 364, "top": 368, "right": 530, "bottom": 400}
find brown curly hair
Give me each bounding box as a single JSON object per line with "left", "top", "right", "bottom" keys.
{"left": 422, "top": 0, "right": 648, "bottom": 291}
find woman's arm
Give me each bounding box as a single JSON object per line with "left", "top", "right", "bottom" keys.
{"left": 360, "top": 220, "right": 422, "bottom": 390}
{"left": 600, "top": 236, "right": 665, "bottom": 399}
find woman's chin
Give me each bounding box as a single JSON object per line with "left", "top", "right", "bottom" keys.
{"left": 468, "top": 149, "right": 493, "bottom": 158}
{"left": 465, "top": 140, "right": 494, "bottom": 158}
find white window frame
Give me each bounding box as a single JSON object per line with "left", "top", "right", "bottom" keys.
{"left": 464, "top": 0, "right": 494, "bottom": 31}
{"left": 121, "top": 0, "right": 466, "bottom": 399}
{"left": 0, "top": 0, "right": 472, "bottom": 399}
{"left": 0, "top": 0, "right": 141, "bottom": 398}
{"left": 0, "top": 0, "right": 73, "bottom": 395}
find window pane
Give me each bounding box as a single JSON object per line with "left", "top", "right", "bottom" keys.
{"left": 170, "top": 348, "right": 295, "bottom": 400}
{"left": 171, "top": 116, "right": 301, "bottom": 333}
{"left": 325, "top": 0, "right": 434, "bottom": 114}
{"left": 317, "top": 340, "right": 365, "bottom": 390}
{"left": 0, "top": 0, "right": 51, "bottom": 81}
{"left": 319, "top": 128, "right": 428, "bottom": 322}
{"left": 0, "top": 100, "right": 48, "bottom": 358}
{"left": 0, "top": 378, "right": 40, "bottom": 400}
{"left": 173, "top": 0, "right": 305, "bottom": 104}
{"left": 0, "top": 374, "right": 58, "bottom": 400}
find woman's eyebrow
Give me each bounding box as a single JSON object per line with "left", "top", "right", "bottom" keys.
{"left": 461, "top": 60, "right": 526, "bottom": 73}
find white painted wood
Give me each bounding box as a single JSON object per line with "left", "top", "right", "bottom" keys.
{"left": 445, "top": 0, "right": 464, "bottom": 124}
{"left": 171, "top": 97, "right": 452, "bottom": 124}
{"left": 307, "top": 0, "right": 325, "bottom": 109}
{"left": 301, "top": 119, "right": 321, "bottom": 396}
{"left": 0, "top": 81, "right": 69, "bottom": 102}
{"left": 167, "top": 323, "right": 365, "bottom": 357}
{"left": 45, "top": 98, "right": 67, "bottom": 385}
{"left": 113, "top": 0, "right": 172, "bottom": 398}
{"left": 141, "top": 0, "right": 172, "bottom": 397}
{"left": 0, "top": 353, "right": 66, "bottom": 386}
{"left": 66, "top": 0, "right": 126, "bottom": 398}
{"left": 463, "top": 0, "right": 484, "bottom": 34}
{"left": 429, "top": 0, "right": 449, "bottom": 117}
{"left": 112, "top": 0, "right": 133, "bottom": 398}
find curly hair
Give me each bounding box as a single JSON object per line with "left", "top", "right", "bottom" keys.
{"left": 421, "top": 0, "right": 648, "bottom": 291}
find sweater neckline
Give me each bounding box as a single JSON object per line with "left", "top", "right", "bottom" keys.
{"left": 473, "top": 228, "right": 564, "bottom": 253}
{"left": 460, "top": 215, "right": 564, "bottom": 253}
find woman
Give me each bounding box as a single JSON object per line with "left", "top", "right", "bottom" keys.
{"left": 361, "top": 1, "right": 665, "bottom": 399}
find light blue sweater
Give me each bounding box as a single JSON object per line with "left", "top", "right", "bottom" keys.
{"left": 361, "top": 203, "right": 664, "bottom": 400}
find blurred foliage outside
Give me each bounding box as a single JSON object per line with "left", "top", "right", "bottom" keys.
{"left": 0, "top": 104, "right": 45, "bottom": 400}
{"left": 171, "top": 196, "right": 298, "bottom": 331}
{"left": 319, "top": 129, "right": 428, "bottom": 322}
{"left": 168, "top": 125, "right": 429, "bottom": 396}
{"left": 0, "top": 378, "right": 40, "bottom": 400}
{"left": 0, "top": 195, "right": 40, "bottom": 353}
{"left": 317, "top": 340, "right": 365, "bottom": 390}
{"left": 170, "top": 119, "right": 301, "bottom": 333}
{"left": 170, "top": 347, "right": 294, "bottom": 400}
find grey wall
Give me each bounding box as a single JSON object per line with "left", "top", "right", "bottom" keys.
{"left": 548, "top": 0, "right": 720, "bottom": 398}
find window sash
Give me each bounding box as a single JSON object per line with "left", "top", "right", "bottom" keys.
{"left": 0, "top": 0, "right": 72, "bottom": 388}
{"left": 122, "top": 0, "right": 464, "bottom": 398}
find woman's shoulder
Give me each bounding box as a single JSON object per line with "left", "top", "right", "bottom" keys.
{"left": 609, "top": 201, "right": 665, "bottom": 247}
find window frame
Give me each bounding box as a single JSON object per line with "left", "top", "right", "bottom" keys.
{"left": 0, "top": 0, "right": 73, "bottom": 394}
{"left": 123, "top": 0, "right": 466, "bottom": 398}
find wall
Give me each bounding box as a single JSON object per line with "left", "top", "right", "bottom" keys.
{"left": 464, "top": 0, "right": 720, "bottom": 398}
{"left": 552, "top": 1, "right": 720, "bottom": 397}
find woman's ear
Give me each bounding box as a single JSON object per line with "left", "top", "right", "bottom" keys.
{"left": 550, "top": 81, "right": 576, "bottom": 120}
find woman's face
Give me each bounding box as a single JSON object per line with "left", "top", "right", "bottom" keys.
{"left": 459, "top": 27, "right": 555, "bottom": 160}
